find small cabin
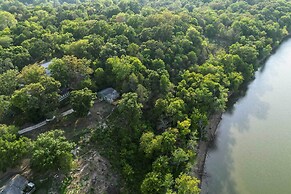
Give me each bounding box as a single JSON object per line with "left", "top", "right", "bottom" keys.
{"left": 98, "top": 88, "right": 120, "bottom": 104}
{"left": 0, "top": 174, "right": 35, "bottom": 194}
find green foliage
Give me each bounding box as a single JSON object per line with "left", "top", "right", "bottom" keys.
{"left": 70, "top": 88, "right": 96, "bottom": 116}
{"left": 0, "top": 46, "right": 31, "bottom": 70}
{"left": 140, "top": 131, "right": 162, "bottom": 157}
{"left": 177, "top": 119, "right": 191, "bottom": 137}
{"left": 177, "top": 71, "right": 228, "bottom": 113}
{"left": 0, "top": 11, "right": 17, "bottom": 30}
{"left": 0, "top": 35, "right": 13, "bottom": 48}
{"left": 117, "top": 92, "right": 143, "bottom": 127}
{"left": 140, "top": 128, "right": 178, "bottom": 158}
{"left": 0, "top": 0, "right": 290, "bottom": 192}
{"left": 18, "top": 64, "right": 46, "bottom": 84}
{"left": 0, "top": 124, "right": 31, "bottom": 172}
{"left": 21, "top": 37, "right": 51, "bottom": 60}
{"left": 49, "top": 55, "right": 93, "bottom": 89}
{"left": 172, "top": 148, "right": 190, "bottom": 169}
{"left": 155, "top": 97, "right": 186, "bottom": 125}
{"left": 141, "top": 171, "right": 174, "bottom": 194}
{"left": 11, "top": 76, "right": 60, "bottom": 121}
{"left": 0, "top": 95, "right": 11, "bottom": 121}
{"left": 106, "top": 56, "right": 146, "bottom": 92}
{"left": 175, "top": 173, "right": 200, "bottom": 194}
{"left": 31, "top": 130, "right": 75, "bottom": 172}
{"left": 141, "top": 171, "right": 163, "bottom": 194}
{"left": 62, "top": 39, "right": 90, "bottom": 58}
{"left": 0, "top": 69, "right": 19, "bottom": 96}
{"left": 152, "top": 156, "right": 171, "bottom": 175}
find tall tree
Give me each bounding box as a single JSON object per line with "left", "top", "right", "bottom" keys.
{"left": 117, "top": 92, "right": 143, "bottom": 128}
{"left": 31, "top": 130, "right": 75, "bottom": 172}
{"left": 70, "top": 88, "right": 96, "bottom": 116}
{"left": 18, "top": 64, "right": 46, "bottom": 84}
{"left": 0, "top": 69, "right": 19, "bottom": 96}
{"left": 175, "top": 173, "right": 200, "bottom": 194}
{"left": 11, "top": 77, "right": 60, "bottom": 121}
{"left": 0, "top": 124, "right": 31, "bottom": 172}
{"left": 49, "top": 55, "right": 93, "bottom": 89}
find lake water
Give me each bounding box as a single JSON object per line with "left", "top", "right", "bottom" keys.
{"left": 202, "top": 39, "right": 291, "bottom": 194}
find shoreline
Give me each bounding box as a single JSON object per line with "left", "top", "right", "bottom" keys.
{"left": 193, "top": 112, "right": 223, "bottom": 187}
{"left": 193, "top": 36, "right": 291, "bottom": 191}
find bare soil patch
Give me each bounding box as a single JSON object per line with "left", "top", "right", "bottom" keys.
{"left": 3, "top": 101, "right": 120, "bottom": 194}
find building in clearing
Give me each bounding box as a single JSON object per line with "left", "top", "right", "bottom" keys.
{"left": 98, "top": 88, "right": 120, "bottom": 104}
{"left": 0, "top": 174, "right": 35, "bottom": 194}
{"left": 40, "top": 61, "right": 52, "bottom": 76}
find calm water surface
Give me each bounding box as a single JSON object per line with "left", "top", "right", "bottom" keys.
{"left": 202, "top": 39, "right": 291, "bottom": 194}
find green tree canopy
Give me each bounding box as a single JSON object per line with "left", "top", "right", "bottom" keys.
{"left": 117, "top": 92, "right": 143, "bottom": 127}
{"left": 175, "top": 173, "right": 200, "bottom": 194}
{"left": 70, "top": 88, "right": 96, "bottom": 116}
{"left": 0, "top": 69, "right": 19, "bottom": 96}
{"left": 11, "top": 77, "right": 60, "bottom": 121}
{"left": 0, "top": 11, "right": 17, "bottom": 30}
{"left": 18, "top": 63, "right": 46, "bottom": 84}
{"left": 49, "top": 55, "right": 93, "bottom": 89}
{"left": 0, "top": 124, "right": 31, "bottom": 172}
{"left": 31, "top": 130, "right": 75, "bottom": 172}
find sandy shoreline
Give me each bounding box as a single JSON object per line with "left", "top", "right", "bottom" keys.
{"left": 193, "top": 112, "right": 223, "bottom": 187}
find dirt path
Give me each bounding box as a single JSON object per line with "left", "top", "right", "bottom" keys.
{"left": 193, "top": 112, "right": 222, "bottom": 185}
{"left": 66, "top": 151, "right": 119, "bottom": 194}
{"left": 17, "top": 101, "right": 119, "bottom": 193}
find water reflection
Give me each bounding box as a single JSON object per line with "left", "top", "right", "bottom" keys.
{"left": 202, "top": 71, "right": 272, "bottom": 193}
{"left": 202, "top": 120, "right": 238, "bottom": 194}
{"left": 202, "top": 39, "right": 291, "bottom": 194}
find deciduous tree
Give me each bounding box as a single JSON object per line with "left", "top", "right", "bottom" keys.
{"left": 70, "top": 88, "right": 96, "bottom": 116}
{"left": 31, "top": 130, "right": 75, "bottom": 172}
{"left": 0, "top": 125, "right": 31, "bottom": 172}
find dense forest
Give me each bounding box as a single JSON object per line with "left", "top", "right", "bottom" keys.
{"left": 1, "top": 0, "right": 291, "bottom": 193}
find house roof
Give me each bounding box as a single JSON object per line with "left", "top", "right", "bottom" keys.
{"left": 1, "top": 186, "right": 22, "bottom": 194}
{"left": 98, "top": 88, "right": 118, "bottom": 97}
{"left": 40, "top": 61, "right": 52, "bottom": 75}
{"left": 0, "top": 174, "right": 28, "bottom": 194}
{"left": 98, "top": 88, "right": 120, "bottom": 103}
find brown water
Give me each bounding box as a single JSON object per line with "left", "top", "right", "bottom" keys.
{"left": 202, "top": 39, "right": 291, "bottom": 194}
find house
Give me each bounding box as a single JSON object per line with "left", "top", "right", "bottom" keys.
{"left": 0, "top": 174, "right": 35, "bottom": 194}
{"left": 40, "top": 61, "right": 52, "bottom": 76}
{"left": 98, "top": 88, "right": 120, "bottom": 104}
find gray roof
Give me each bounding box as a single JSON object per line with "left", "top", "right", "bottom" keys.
{"left": 98, "top": 88, "right": 117, "bottom": 96}
{"left": 0, "top": 174, "right": 28, "bottom": 194}
{"left": 98, "top": 88, "right": 120, "bottom": 103}
{"left": 1, "top": 186, "right": 22, "bottom": 194}
{"left": 40, "top": 61, "right": 52, "bottom": 75}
